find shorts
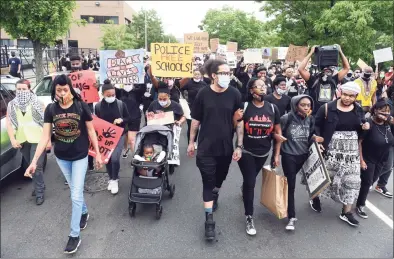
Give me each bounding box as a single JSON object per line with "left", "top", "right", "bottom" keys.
{"left": 128, "top": 118, "right": 141, "bottom": 132}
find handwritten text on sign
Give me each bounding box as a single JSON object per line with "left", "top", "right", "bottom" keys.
{"left": 88, "top": 115, "right": 123, "bottom": 164}
{"left": 285, "top": 44, "right": 308, "bottom": 62}
{"left": 67, "top": 70, "right": 99, "bottom": 103}
{"left": 99, "top": 49, "right": 145, "bottom": 85}
{"left": 184, "top": 32, "right": 209, "bottom": 54}
{"left": 151, "top": 43, "right": 194, "bottom": 78}
{"left": 147, "top": 111, "right": 175, "bottom": 126}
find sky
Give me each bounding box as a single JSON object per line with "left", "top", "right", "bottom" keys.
{"left": 128, "top": 1, "right": 267, "bottom": 39}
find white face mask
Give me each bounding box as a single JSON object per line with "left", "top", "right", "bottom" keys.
{"left": 105, "top": 96, "right": 116, "bottom": 103}
{"left": 159, "top": 100, "right": 168, "bottom": 107}
{"left": 168, "top": 80, "right": 174, "bottom": 87}
{"left": 194, "top": 78, "right": 201, "bottom": 83}
{"left": 276, "top": 88, "right": 287, "bottom": 95}
{"left": 124, "top": 84, "right": 133, "bottom": 92}
{"left": 217, "top": 75, "right": 230, "bottom": 88}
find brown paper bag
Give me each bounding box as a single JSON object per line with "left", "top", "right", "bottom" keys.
{"left": 260, "top": 165, "right": 288, "bottom": 219}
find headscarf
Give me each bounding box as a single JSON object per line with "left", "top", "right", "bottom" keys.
{"left": 340, "top": 81, "right": 361, "bottom": 95}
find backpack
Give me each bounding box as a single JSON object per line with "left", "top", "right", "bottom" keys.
{"left": 282, "top": 112, "right": 314, "bottom": 138}
{"left": 95, "top": 99, "right": 124, "bottom": 118}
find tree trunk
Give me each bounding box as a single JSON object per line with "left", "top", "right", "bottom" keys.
{"left": 33, "top": 40, "right": 44, "bottom": 83}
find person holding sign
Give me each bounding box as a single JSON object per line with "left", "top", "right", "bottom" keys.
{"left": 24, "top": 74, "right": 103, "bottom": 254}
{"left": 95, "top": 80, "right": 130, "bottom": 195}
{"left": 187, "top": 59, "right": 243, "bottom": 241}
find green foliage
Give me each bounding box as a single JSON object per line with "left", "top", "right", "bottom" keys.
{"left": 100, "top": 21, "right": 138, "bottom": 50}
{"left": 162, "top": 34, "right": 178, "bottom": 43}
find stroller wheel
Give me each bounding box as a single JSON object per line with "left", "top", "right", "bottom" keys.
{"left": 155, "top": 205, "right": 163, "bottom": 220}
{"left": 129, "top": 203, "right": 136, "bottom": 217}
{"left": 169, "top": 184, "right": 175, "bottom": 198}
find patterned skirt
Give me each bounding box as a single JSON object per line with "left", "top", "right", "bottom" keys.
{"left": 320, "top": 131, "right": 361, "bottom": 205}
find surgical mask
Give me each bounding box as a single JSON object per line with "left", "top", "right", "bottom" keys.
{"left": 168, "top": 80, "right": 174, "bottom": 87}
{"left": 247, "top": 69, "right": 254, "bottom": 74}
{"left": 276, "top": 88, "right": 287, "bottom": 95}
{"left": 124, "top": 84, "right": 133, "bottom": 92}
{"left": 217, "top": 75, "right": 230, "bottom": 88}
{"left": 16, "top": 90, "right": 31, "bottom": 105}
{"left": 159, "top": 100, "right": 168, "bottom": 107}
{"left": 105, "top": 96, "right": 116, "bottom": 103}
{"left": 193, "top": 78, "right": 201, "bottom": 83}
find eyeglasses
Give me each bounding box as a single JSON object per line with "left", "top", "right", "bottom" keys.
{"left": 342, "top": 92, "right": 357, "bottom": 99}
{"left": 216, "top": 72, "right": 231, "bottom": 76}
{"left": 299, "top": 103, "right": 311, "bottom": 108}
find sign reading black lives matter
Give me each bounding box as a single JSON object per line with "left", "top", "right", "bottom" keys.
{"left": 298, "top": 142, "right": 331, "bottom": 199}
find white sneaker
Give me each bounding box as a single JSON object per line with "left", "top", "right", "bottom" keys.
{"left": 285, "top": 218, "right": 297, "bottom": 231}
{"left": 246, "top": 215, "right": 256, "bottom": 236}
{"left": 107, "top": 180, "right": 114, "bottom": 191}
{"left": 111, "top": 180, "right": 119, "bottom": 194}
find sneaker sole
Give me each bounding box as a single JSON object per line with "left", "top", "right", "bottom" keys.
{"left": 375, "top": 189, "right": 393, "bottom": 198}
{"left": 205, "top": 235, "right": 215, "bottom": 241}
{"left": 339, "top": 215, "right": 359, "bottom": 227}
{"left": 285, "top": 226, "right": 295, "bottom": 231}
{"left": 80, "top": 214, "right": 90, "bottom": 230}
{"left": 356, "top": 212, "right": 368, "bottom": 219}
{"left": 64, "top": 239, "right": 81, "bottom": 254}
{"left": 246, "top": 230, "right": 257, "bottom": 236}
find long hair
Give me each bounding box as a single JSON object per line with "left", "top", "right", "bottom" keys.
{"left": 50, "top": 74, "right": 82, "bottom": 102}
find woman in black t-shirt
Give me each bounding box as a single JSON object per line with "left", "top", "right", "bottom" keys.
{"left": 25, "top": 74, "right": 102, "bottom": 254}
{"left": 237, "top": 78, "right": 282, "bottom": 236}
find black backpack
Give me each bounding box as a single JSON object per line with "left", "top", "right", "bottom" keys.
{"left": 94, "top": 99, "right": 125, "bottom": 118}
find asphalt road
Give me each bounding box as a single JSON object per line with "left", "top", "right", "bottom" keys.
{"left": 1, "top": 123, "right": 393, "bottom": 258}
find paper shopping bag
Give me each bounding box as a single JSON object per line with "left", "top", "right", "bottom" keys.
{"left": 260, "top": 165, "right": 288, "bottom": 219}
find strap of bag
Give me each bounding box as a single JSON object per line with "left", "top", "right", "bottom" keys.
{"left": 244, "top": 102, "right": 248, "bottom": 112}
{"left": 116, "top": 99, "right": 124, "bottom": 118}
{"left": 325, "top": 103, "right": 328, "bottom": 119}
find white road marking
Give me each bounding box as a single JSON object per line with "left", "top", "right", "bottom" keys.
{"left": 366, "top": 200, "right": 393, "bottom": 229}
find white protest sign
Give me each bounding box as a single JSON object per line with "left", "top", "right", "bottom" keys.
{"left": 262, "top": 48, "right": 272, "bottom": 58}
{"left": 226, "top": 52, "right": 237, "bottom": 68}
{"left": 147, "top": 111, "right": 175, "bottom": 126}
{"left": 168, "top": 124, "right": 182, "bottom": 165}
{"left": 216, "top": 44, "right": 227, "bottom": 60}
{"left": 373, "top": 47, "right": 393, "bottom": 64}
{"left": 244, "top": 49, "right": 263, "bottom": 64}
{"left": 277, "top": 47, "right": 289, "bottom": 60}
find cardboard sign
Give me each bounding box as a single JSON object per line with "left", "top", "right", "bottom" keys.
{"left": 298, "top": 142, "right": 331, "bottom": 199}
{"left": 262, "top": 48, "right": 272, "bottom": 58}
{"left": 184, "top": 32, "right": 209, "bottom": 54}
{"left": 99, "top": 49, "right": 145, "bottom": 85}
{"left": 277, "top": 47, "right": 289, "bottom": 60}
{"left": 168, "top": 124, "right": 181, "bottom": 165}
{"left": 68, "top": 70, "right": 99, "bottom": 103}
{"left": 226, "top": 52, "right": 237, "bottom": 68}
{"left": 226, "top": 42, "right": 238, "bottom": 52}
{"left": 373, "top": 47, "right": 393, "bottom": 64}
{"left": 210, "top": 38, "right": 220, "bottom": 53}
{"left": 216, "top": 44, "right": 227, "bottom": 61}
{"left": 147, "top": 111, "right": 175, "bottom": 126}
{"left": 285, "top": 44, "right": 308, "bottom": 62}
{"left": 357, "top": 58, "right": 368, "bottom": 70}
{"left": 88, "top": 115, "right": 123, "bottom": 164}
{"left": 244, "top": 49, "right": 263, "bottom": 64}
{"left": 150, "top": 43, "right": 194, "bottom": 78}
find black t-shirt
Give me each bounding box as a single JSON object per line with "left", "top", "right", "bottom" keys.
{"left": 182, "top": 79, "right": 207, "bottom": 110}
{"left": 242, "top": 101, "right": 280, "bottom": 156}
{"left": 264, "top": 93, "right": 291, "bottom": 116}
{"left": 147, "top": 100, "right": 184, "bottom": 121}
{"left": 203, "top": 77, "right": 212, "bottom": 86}
{"left": 307, "top": 74, "right": 339, "bottom": 113}
{"left": 115, "top": 84, "right": 146, "bottom": 120}
{"left": 95, "top": 99, "right": 130, "bottom": 135}
{"left": 336, "top": 110, "right": 361, "bottom": 132}
{"left": 192, "top": 86, "right": 242, "bottom": 156}
{"left": 44, "top": 101, "right": 93, "bottom": 161}
{"left": 8, "top": 57, "right": 21, "bottom": 73}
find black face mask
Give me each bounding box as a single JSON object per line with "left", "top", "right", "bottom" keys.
{"left": 11, "top": 54, "right": 15, "bottom": 57}
{"left": 71, "top": 66, "right": 81, "bottom": 72}
{"left": 363, "top": 73, "right": 372, "bottom": 80}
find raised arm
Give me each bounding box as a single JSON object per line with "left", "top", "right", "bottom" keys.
{"left": 147, "top": 64, "right": 160, "bottom": 89}
{"left": 336, "top": 44, "right": 350, "bottom": 81}
{"left": 298, "top": 46, "right": 317, "bottom": 82}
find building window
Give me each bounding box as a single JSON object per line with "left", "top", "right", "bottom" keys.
{"left": 125, "top": 18, "right": 131, "bottom": 25}
{"left": 0, "top": 39, "right": 14, "bottom": 47}
{"left": 17, "top": 39, "right": 33, "bottom": 48}
{"left": 81, "top": 15, "right": 119, "bottom": 24}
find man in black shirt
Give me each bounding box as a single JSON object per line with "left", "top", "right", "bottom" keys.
{"left": 187, "top": 59, "right": 243, "bottom": 241}
{"left": 8, "top": 51, "right": 21, "bottom": 78}
{"left": 264, "top": 77, "right": 291, "bottom": 116}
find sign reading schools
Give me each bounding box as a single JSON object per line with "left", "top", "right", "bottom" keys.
{"left": 99, "top": 49, "right": 144, "bottom": 85}
{"left": 151, "top": 43, "right": 194, "bottom": 78}
{"left": 67, "top": 70, "right": 99, "bottom": 103}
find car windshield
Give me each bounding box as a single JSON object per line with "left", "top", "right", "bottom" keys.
{"left": 1, "top": 83, "right": 16, "bottom": 92}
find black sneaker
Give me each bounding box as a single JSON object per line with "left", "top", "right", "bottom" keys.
{"left": 246, "top": 215, "right": 256, "bottom": 236}
{"left": 205, "top": 213, "right": 216, "bottom": 241}
{"left": 64, "top": 236, "right": 81, "bottom": 254}
{"left": 356, "top": 206, "right": 368, "bottom": 219}
{"left": 375, "top": 186, "right": 393, "bottom": 198}
{"left": 36, "top": 196, "right": 44, "bottom": 206}
{"left": 212, "top": 192, "right": 219, "bottom": 212}
{"left": 87, "top": 165, "right": 94, "bottom": 173}
{"left": 64, "top": 180, "right": 68, "bottom": 186}
{"left": 80, "top": 213, "right": 89, "bottom": 230}
{"left": 339, "top": 212, "right": 359, "bottom": 227}
{"left": 122, "top": 148, "right": 130, "bottom": 159}
{"left": 309, "top": 198, "right": 321, "bottom": 213}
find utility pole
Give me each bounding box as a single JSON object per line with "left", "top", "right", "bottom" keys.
{"left": 330, "top": 0, "right": 335, "bottom": 8}
{"left": 144, "top": 11, "right": 148, "bottom": 51}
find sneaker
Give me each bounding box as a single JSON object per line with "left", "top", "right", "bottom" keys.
{"left": 375, "top": 186, "right": 393, "bottom": 198}
{"left": 64, "top": 236, "right": 81, "bottom": 254}
{"left": 122, "top": 149, "right": 130, "bottom": 159}
{"left": 111, "top": 180, "right": 119, "bottom": 195}
{"left": 285, "top": 218, "right": 297, "bottom": 231}
{"left": 80, "top": 213, "right": 90, "bottom": 230}
{"left": 87, "top": 165, "right": 94, "bottom": 173}
{"left": 309, "top": 198, "right": 321, "bottom": 213}
{"left": 212, "top": 192, "right": 219, "bottom": 212}
{"left": 339, "top": 211, "right": 359, "bottom": 227}
{"left": 107, "top": 180, "right": 114, "bottom": 191}
{"left": 205, "top": 213, "right": 216, "bottom": 240}
{"left": 36, "top": 196, "right": 44, "bottom": 206}
{"left": 246, "top": 215, "right": 256, "bottom": 236}
{"left": 356, "top": 206, "right": 368, "bottom": 219}
{"left": 64, "top": 180, "right": 68, "bottom": 185}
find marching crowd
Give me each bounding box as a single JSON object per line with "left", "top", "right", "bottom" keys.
{"left": 6, "top": 44, "right": 394, "bottom": 254}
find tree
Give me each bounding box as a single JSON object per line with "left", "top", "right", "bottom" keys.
{"left": 162, "top": 34, "right": 178, "bottom": 43}
{"left": 0, "top": 1, "right": 77, "bottom": 82}
{"left": 129, "top": 9, "right": 165, "bottom": 50}
{"left": 198, "top": 6, "right": 265, "bottom": 50}
{"left": 100, "top": 21, "right": 138, "bottom": 50}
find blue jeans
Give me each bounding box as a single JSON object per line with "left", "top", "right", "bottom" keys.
{"left": 56, "top": 156, "right": 88, "bottom": 237}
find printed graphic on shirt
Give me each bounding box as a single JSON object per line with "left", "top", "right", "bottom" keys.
{"left": 289, "top": 123, "right": 310, "bottom": 142}
{"left": 318, "top": 83, "right": 332, "bottom": 102}
{"left": 245, "top": 114, "right": 273, "bottom": 139}
{"left": 53, "top": 113, "right": 81, "bottom": 143}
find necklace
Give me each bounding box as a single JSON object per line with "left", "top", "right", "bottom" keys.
{"left": 375, "top": 122, "right": 389, "bottom": 143}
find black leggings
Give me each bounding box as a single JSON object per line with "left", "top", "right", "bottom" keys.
{"left": 196, "top": 156, "right": 232, "bottom": 202}
{"left": 357, "top": 159, "right": 385, "bottom": 207}
{"left": 237, "top": 152, "right": 268, "bottom": 216}
{"left": 282, "top": 152, "right": 308, "bottom": 219}
{"left": 186, "top": 119, "right": 199, "bottom": 144}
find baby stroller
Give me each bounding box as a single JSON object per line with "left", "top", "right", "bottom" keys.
{"left": 128, "top": 125, "right": 175, "bottom": 219}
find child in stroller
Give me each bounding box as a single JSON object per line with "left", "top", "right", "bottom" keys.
{"left": 134, "top": 144, "right": 166, "bottom": 177}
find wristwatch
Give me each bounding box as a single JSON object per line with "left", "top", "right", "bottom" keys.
{"left": 236, "top": 145, "right": 244, "bottom": 150}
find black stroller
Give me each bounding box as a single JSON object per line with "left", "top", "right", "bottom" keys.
{"left": 128, "top": 125, "right": 175, "bottom": 219}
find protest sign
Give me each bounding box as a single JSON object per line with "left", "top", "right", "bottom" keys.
{"left": 67, "top": 70, "right": 99, "bottom": 103}
{"left": 277, "top": 47, "right": 289, "bottom": 60}
{"left": 151, "top": 43, "right": 194, "bottom": 78}
{"left": 168, "top": 124, "right": 182, "bottom": 165}
{"left": 357, "top": 58, "right": 368, "bottom": 70}
{"left": 226, "top": 42, "right": 238, "bottom": 52}
{"left": 298, "top": 142, "right": 331, "bottom": 199}
{"left": 147, "top": 111, "right": 175, "bottom": 126}
{"left": 216, "top": 44, "right": 227, "bottom": 61}
{"left": 244, "top": 49, "right": 263, "bottom": 64}
{"left": 184, "top": 32, "right": 209, "bottom": 54}
{"left": 285, "top": 44, "right": 308, "bottom": 62}
{"left": 262, "top": 48, "right": 272, "bottom": 58}
{"left": 373, "top": 47, "right": 393, "bottom": 64}
{"left": 235, "top": 51, "right": 244, "bottom": 62}
{"left": 99, "top": 49, "right": 144, "bottom": 85}
{"left": 210, "top": 38, "right": 220, "bottom": 53}
{"left": 226, "top": 52, "right": 237, "bottom": 68}
{"left": 88, "top": 115, "right": 123, "bottom": 164}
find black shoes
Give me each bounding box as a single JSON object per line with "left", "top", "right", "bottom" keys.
{"left": 309, "top": 198, "right": 322, "bottom": 213}
{"left": 212, "top": 192, "right": 219, "bottom": 212}
{"left": 64, "top": 236, "right": 81, "bottom": 254}
{"left": 356, "top": 206, "right": 368, "bottom": 219}
{"left": 339, "top": 211, "right": 359, "bottom": 227}
{"left": 80, "top": 213, "right": 89, "bottom": 230}
{"left": 36, "top": 196, "right": 44, "bottom": 205}
{"left": 205, "top": 213, "right": 216, "bottom": 241}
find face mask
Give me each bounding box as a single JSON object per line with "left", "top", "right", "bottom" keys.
{"left": 124, "top": 84, "right": 133, "bottom": 92}
{"left": 159, "top": 100, "right": 168, "bottom": 107}
{"left": 55, "top": 92, "right": 73, "bottom": 105}
{"left": 247, "top": 69, "right": 254, "bottom": 74}
{"left": 276, "top": 88, "right": 287, "bottom": 95}
{"left": 16, "top": 90, "right": 31, "bottom": 105}
{"left": 321, "top": 74, "right": 332, "bottom": 82}
{"left": 363, "top": 73, "right": 372, "bottom": 80}
{"left": 71, "top": 66, "right": 81, "bottom": 72}
{"left": 11, "top": 54, "right": 15, "bottom": 57}
{"left": 217, "top": 75, "right": 230, "bottom": 88}
{"left": 168, "top": 80, "right": 174, "bottom": 87}
{"left": 252, "top": 92, "right": 265, "bottom": 101}
{"left": 105, "top": 96, "right": 116, "bottom": 103}
{"left": 193, "top": 78, "right": 201, "bottom": 83}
